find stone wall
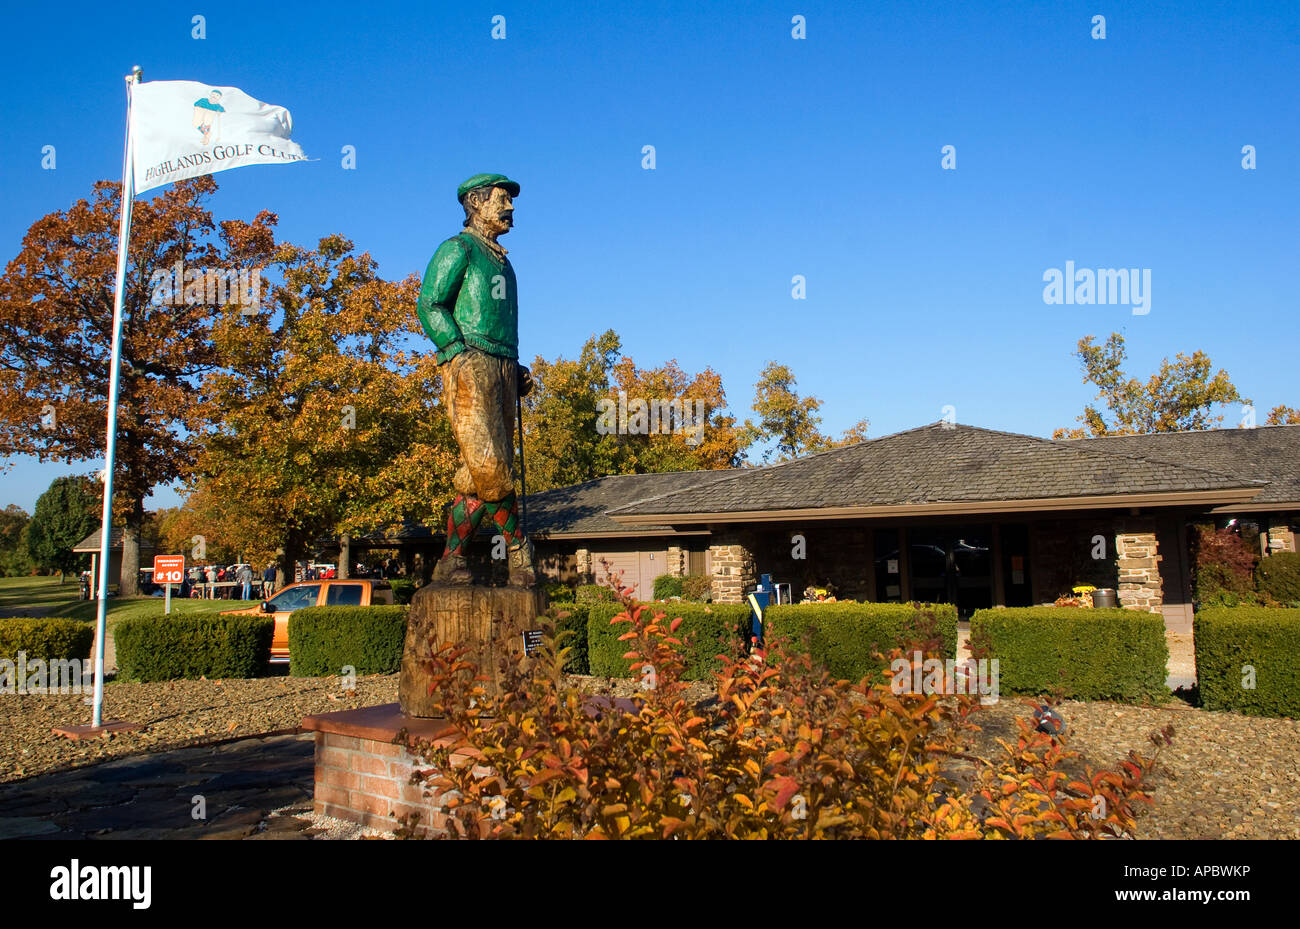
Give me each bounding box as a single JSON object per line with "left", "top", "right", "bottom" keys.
{"left": 1027, "top": 515, "right": 1163, "bottom": 613}
{"left": 666, "top": 545, "right": 685, "bottom": 578}
{"left": 750, "top": 526, "right": 873, "bottom": 602}
{"left": 1029, "top": 517, "right": 1119, "bottom": 606}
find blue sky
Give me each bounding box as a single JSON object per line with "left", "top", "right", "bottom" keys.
{"left": 2, "top": 0, "right": 1297, "bottom": 512}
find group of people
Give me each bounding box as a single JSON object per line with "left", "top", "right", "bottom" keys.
{"left": 138, "top": 557, "right": 407, "bottom": 601}
{"left": 182, "top": 563, "right": 266, "bottom": 600}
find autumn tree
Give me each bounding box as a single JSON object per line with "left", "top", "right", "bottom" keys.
{"left": 0, "top": 176, "right": 278, "bottom": 594}
{"left": 522, "top": 331, "right": 625, "bottom": 492}
{"left": 608, "top": 353, "right": 745, "bottom": 473}
{"left": 1266, "top": 405, "right": 1300, "bottom": 425}
{"left": 837, "top": 417, "right": 871, "bottom": 446}
{"left": 153, "top": 494, "right": 241, "bottom": 567}
{"left": 742, "top": 362, "right": 837, "bottom": 463}
{"left": 24, "top": 475, "right": 98, "bottom": 582}
{"left": 1054, "top": 332, "right": 1248, "bottom": 439}
{"left": 190, "top": 234, "right": 451, "bottom": 584}
{"left": 522, "top": 330, "right": 746, "bottom": 492}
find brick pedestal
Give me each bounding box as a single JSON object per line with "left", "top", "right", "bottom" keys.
{"left": 302, "top": 703, "right": 457, "bottom": 836}
{"left": 303, "top": 697, "right": 638, "bottom": 837}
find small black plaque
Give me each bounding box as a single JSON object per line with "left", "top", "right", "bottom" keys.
{"left": 522, "top": 629, "right": 545, "bottom": 656}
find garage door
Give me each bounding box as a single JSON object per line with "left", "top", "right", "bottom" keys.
{"left": 639, "top": 551, "right": 668, "bottom": 600}
{"left": 592, "top": 550, "right": 669, "bottom": 600}
{"left": 594, "top": 552, "right": 640, "bottom": 598}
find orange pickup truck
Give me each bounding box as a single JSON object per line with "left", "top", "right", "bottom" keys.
{"left": 222, "top": 578, "right": 396, "bottom": 663}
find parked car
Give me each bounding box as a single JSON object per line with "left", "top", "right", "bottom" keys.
{"left": 221, "top": 579, "right": 396, "bottom": 663}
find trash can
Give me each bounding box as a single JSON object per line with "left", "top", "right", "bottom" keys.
{"left": 1091, "top": 588, "right": 1118, "bottom": 609}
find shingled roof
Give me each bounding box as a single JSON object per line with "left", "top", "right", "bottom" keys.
{"left": 606, "top": 422, "right": 1265, "bottom": 523}
{"left": 1071, "top": 425, "right": 1300, "bottom": 507}
{"left": 526, "top": 470, "right": 737, "bottom": 537}
{"left": 73, "top": 528, "right": 157, "bottom": 553}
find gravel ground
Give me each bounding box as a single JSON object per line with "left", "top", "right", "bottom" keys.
{"left": 4, "top": 672, "right": 1296, "bottom": 839}
{"left": 0, "top": 673, "right": 398, "bottom": 783}
{"left": 298, "top": 808, "right": 395, "bottom": 840}
{"left": 951, "top": 698, "right": 1300, "bottom": 839}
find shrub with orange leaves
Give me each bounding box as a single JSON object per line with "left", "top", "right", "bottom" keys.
{"left": 397, "top": 580, "right": 1168, "bottom": 839}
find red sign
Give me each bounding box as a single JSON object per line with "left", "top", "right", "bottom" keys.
{"left": 153, "top": 555, "right": 185, "bottom": 585}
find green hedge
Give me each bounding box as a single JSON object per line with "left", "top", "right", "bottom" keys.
{"left": 388, "top": 579, "right": 417, "bottom": 605}
{"left": 547, "top": 603, "right": 589, "bottom": 674}
{"left": 0, "top": 617, "right": 95, "bottom": 663}
{"left": 544, "top": 581, "right": 575, "bottom": 603}
{"left": 1194, "top": 606, "right": 1300, "bottom": 718}
{"left": 576, "top": 584, "right": 619, "bottom": 604}
{"left": 653, "top": 575, "right": 684, "bottom": 600}
{"left": 289, "top": 605, "right": 409, "bottom": 677}
{"left": 586, "top": 601, "right": 751, "bottom": 680}
{"left": 1256, "top": 552, "right": 1300, "bottom": 605}
{"left": 764, "top": 602, "right": 958, "bottom": 683}
{"left": 969, "top": 607, "right": 1168, "bottom": 703}
{"left": 115, "top": 614, "right": 273, "bottom": 681}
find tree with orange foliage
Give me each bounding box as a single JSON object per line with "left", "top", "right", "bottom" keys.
{"left": 522, "top": 330, "right": 746, "bottom": 492}
{"left": 0, "top": 176, "right": 277, "bottom": 594}
{"left": 188, "top": 234, "right": 456, "bottom": 584}
{"left": 608, "top": 351, "right": 745, "bottom": 474}
{"left": 1266, "top": 405, "right": 1300, "bottom": 425}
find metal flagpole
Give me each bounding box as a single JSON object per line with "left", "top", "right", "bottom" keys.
{"left": 90, "top": 65, "right": 142, "bottom": 729}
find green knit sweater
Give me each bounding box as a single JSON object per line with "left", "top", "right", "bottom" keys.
{"left": 416, "top": 232, "right": 518, "bottom": 363}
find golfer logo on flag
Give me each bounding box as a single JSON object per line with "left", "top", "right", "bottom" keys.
{"left": 192, "top": 89, "right": 225, "bottom": 144}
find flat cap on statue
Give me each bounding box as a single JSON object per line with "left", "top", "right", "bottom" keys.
{"left": 457, "top": 173, "right": 521, "bottom": 201}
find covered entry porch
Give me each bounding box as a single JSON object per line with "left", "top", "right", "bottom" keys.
{"left": 706, "top": 508, "right": 1196, "bottom": 631}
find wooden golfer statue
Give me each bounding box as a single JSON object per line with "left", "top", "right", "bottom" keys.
{"left": 417, "top": 172, "right": 536, "bottom": 588}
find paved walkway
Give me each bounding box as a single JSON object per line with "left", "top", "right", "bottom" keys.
{"left": 0, "top": 733, "right": 318, "bottom": 840}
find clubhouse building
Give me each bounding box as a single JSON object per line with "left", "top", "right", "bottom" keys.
{"left": 359, "top": 422, "right": 1300, "bottom": 635}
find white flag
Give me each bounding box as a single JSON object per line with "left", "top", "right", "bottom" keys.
{"left": 130, "top": 80, "right": 308, "bottom": 194}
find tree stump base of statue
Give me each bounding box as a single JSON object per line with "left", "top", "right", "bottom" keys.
{"left": 399, "top": 583, "right": 548, "bottom": 717}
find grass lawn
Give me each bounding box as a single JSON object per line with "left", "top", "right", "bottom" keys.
{"left": 0, "top": 576, "right": 260, "bottom": 630}
{"left": 0, "top": 575, "right": 81, "bottom": 617}
{"left": 56, "top": 595, "right": 264, "bottom": 630}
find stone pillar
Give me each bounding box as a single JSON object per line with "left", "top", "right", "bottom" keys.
{"left": 575, "top": 548, "right": 593, "bottom": 582}
{"left": 1267, "top": 519, "right": 1296, "bottom": 554}
{"left": 666, "top": 545, "right": 685, "bottom": 578}
{"left": 708, "top": 533, "right": 755, "bottom": 603}
{"left": 1115, "top": 521, "right": 1163, "bottom": 613}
